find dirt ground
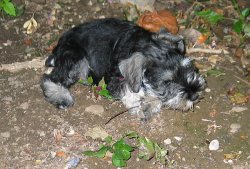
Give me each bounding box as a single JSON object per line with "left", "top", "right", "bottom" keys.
{"left": 0, "top": 0, "right": 250, "bottom": 168}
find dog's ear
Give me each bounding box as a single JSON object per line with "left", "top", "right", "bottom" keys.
{"left": 154, "top": 28, "right": 185, "bottom": 54}
{"left": 119, "top": 53, "right": 148, "bottom": 93}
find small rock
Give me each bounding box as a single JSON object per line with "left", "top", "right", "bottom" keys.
{"left": 38, "top": 131, "right": 46, "bottom": 137}
{"left": 88, "top": 0, "right": 93, "bottom": 6}
{"left": 66, "top": 127, "right": 75, "bottom": 136}
{"left": 99, "top": 15, "right": 105, "bottom": 19}
{"left": 205, "top": 88, "right": 211, "bottom": 93}
{"left": 19, "top": 102, "right": 29, "bottom": 109}
{"left": 209, "top": 139, "right": 219, "bottom": 151}
{"left": 94, "top": 7, "right": 101, "bottom": 12}
{"left": 85, "top": 126, "right": 109, "bottom": 140}
{"left": 164, "top": 138, "right": 172, "bottom": 145}
{"left": 230, "top": 123, "right": 241, "bottom": 133}
{"left": 1, "top": 132, "right": 10, "bottom": 138}
{"left": 85, "top": 105, "right": 104, "bottom": 117}
{"left": 174, "top": 136, "right": 182, "bottom": 142}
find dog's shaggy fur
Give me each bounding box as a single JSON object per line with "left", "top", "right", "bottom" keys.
{"left": 41, "top": 18, "right": 206, "bottom": 120}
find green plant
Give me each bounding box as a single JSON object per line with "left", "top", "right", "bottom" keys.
{"left": 196, "top": 9, "right": 224, "bottom": 26}
{"left": 78, "top": 76, "right": 113, "bottom": 99}
{"left": 231, "top": 0, "right": 250, "bottom": 43}
{"left": 83, "top": 131, "right": 168, "bottom": 167}
{"left": 0, "top": 0, "right": 16, "bottom": 16}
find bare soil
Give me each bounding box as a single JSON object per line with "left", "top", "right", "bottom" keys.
{"left": 0, "top": 0, "right": 249, "bottom": 168}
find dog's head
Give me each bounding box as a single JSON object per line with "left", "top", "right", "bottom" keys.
{"left": 119, "top": 49, "right": 206, "bottom": 111}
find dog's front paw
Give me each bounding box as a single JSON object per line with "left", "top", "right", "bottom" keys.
{"left": 140, "top": 111, "right": 152, "bottom": 122}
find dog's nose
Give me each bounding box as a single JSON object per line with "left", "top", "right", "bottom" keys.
{"left": 189, "top": 93, "right": 199, "bottom": 101}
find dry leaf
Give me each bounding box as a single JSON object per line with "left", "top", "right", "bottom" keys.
{"left": 197, "top": 34, "right": 209, "bottom": 44}
{"left": 56, "top": 151, "right": 66, "bottom": 157}
{"left": 23, "top": 17, "right": 38, "bottom": 34}
{"left": 224, "top": 153, "right": 240, "bottom": 160}
{"left": 229, "top": 92, "right": 249, "bottom": 104}
{"left": 138, "top": 10, "right": 178, "bottom": 34}
{"left": 53, "top": 129, "right": 63, "bottom": 143}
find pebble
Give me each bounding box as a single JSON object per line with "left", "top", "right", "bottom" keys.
{"left": 164, "top": 138, "right": 172, "bottom": 145}
{"left": 205, "top": 88, "right": 211, "bottom": 93}
{"left": 19, "top": 102, "right": 29, "bottom": 110}
{"left": 99, "top": 15, "right": 105, "bottom": 19}
{"left": 1, "top": 132, "right": 10, "bottom": 138}
{"left": 85, "top": 105, "right": 104, "bottom": 117}
{"left": 230, "top": 123, "right": 241, "bottom": 133}
{"left": 209, "top": 139, "right": 219, "bottom": 151}
{"left": 174, "top": 136, "right": 182, "bottom": 142}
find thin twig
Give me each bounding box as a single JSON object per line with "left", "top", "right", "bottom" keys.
{"left": 105, "top": 98, "right": 159, "bottom": 125}
{"left": 187, "top": 48, "right": 229, "bottom": 54}
{"left": 233, "top": 75, "right": 250, "bottom": 86}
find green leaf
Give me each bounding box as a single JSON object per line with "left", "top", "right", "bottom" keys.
{"left": 243, "top": 23, "right": 250, "bottom": 37}
{"left": 113, "top": 139, "right": 133, "bottom": 152}
{"left": 2, "top": 1, "right": 16, "bottom": 16}
{"left": 87, "top": 76, "right": 93, "bottom": 84}
{"left": 233, "top": 19, "right": 243, "bottom": 34}
{"left": 126, "top": 131, "right": 138, "bottom": 139}
{"left": 242, "top": 8, "right": 250, "bottom": 18}
{"left": 114, "top": 149, "right": 131, "bottom": 160}
{"left": 138, "top": 137, "right": 155, "bottom": 160}
{"left": 206, "top": 68, "right": 225, "bottom": 77}
{"left": 104, "top": 136, "right": 113, "bottom": 144}
{"left": 112, "top": 154, "right": 127, "bottom": 167}
{"left": 154, "top": 143, "right": 167, "bottom": 165}
{"left": 196, "top": 9, "right": 223, "bottom": 25}
{"left": 83, "top": 146, "right": 108, "bottom": 158}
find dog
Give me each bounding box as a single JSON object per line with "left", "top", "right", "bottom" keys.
{"left": 41, "top": 18, "right": 206, "bottom": 120}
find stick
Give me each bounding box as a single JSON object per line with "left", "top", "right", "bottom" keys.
{"left": 187, "top": 48, "right": 229, "bottom": 55}
{"left": 0, "top": 57, "right": 46, "bottom": 72}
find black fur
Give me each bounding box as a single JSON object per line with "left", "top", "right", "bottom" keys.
{"left": 41, "top": 18, "right": 205, "bottom": 119}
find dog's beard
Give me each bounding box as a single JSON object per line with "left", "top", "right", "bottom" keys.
{"left": 163, "top": 91, "right": 194, "bottom": 111}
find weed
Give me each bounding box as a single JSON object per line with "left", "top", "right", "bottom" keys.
{"left": 0, "top": 0, "right": 16, "bottom": 16}
{"left": 83, "top": 131, "right": 168, "bottom": 167}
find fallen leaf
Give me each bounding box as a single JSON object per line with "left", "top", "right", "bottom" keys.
{"left": 229, "top": 92, "right": 249, "bottom": 104}
{"left": 23, "top": 16, "right": 38, "bottom": 34}
{"left": 208, "top": 55, "right": 223, "bottom": 64}
{"left": 53, "top": 129, "right": 63, "bottom": 143}
{"left": 224, "top": 153, "right": 240, "bottom": 160}
{"left": 138, "top": 10, "right": 178, "bottom": 34}
{"left": 197, "top": 34, "right": 209, "bottom": 44}
{"left": 56, "top": 151, "right": 66, "bottom": 157}
{"left": 240, "top": 135, "right": 248, "bottom": 140}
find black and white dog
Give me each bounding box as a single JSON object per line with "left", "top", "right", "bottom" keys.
{"left": 41, "top": 18, "right": 206, "bottom": 120}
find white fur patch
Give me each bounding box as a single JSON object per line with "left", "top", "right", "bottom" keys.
{"left": 181, "top": 58, "right": 191, "bottom": 67}
{"left": 42, "top": 79, "right": 74, "bottom": 107}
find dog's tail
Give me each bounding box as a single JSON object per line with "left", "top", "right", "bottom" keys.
{"left": 40, "top": 74, "right": 74, "bottom": 109}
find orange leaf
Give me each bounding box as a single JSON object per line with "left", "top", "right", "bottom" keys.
{"left": 138, "top": 10, "right": 178, "bottom": 34}
{"left": 56, "top": 151, "right": 66, "bottom": 157}
{"left": 197, "top": 34, "right": 208, "bottom": 44}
